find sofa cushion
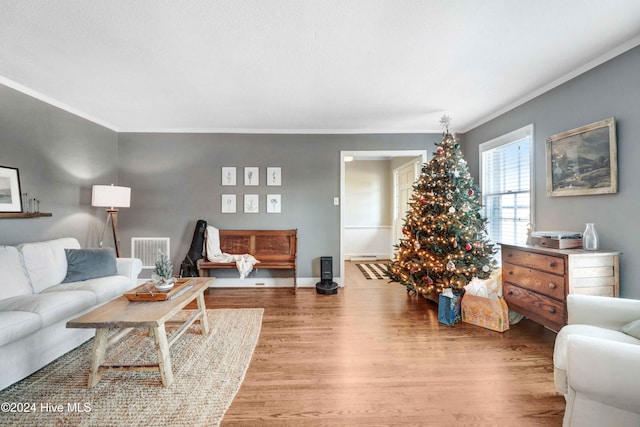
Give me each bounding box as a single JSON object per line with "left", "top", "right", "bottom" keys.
{"left": 0, "top": 311, "right": 42, "bottom": 347}
{"left": 620, "top": 319, "right": 640, "bottom": 340}
{"left": 18, "top": 238, "right": 81, "bottom": 293}
{"left": 62, "top": 248, "right": 118, "bottom": 283}
{"left": 554, "top": 324, "right": 640, "bottom": 371}
{"left": 0, "top": 246, "right": 33, "bottom": 301}
{"left": 0, "top": 291, "right": 96, "bottom": 326}
{"left": 45, "top": 275, "right": 132, "bottom": 304}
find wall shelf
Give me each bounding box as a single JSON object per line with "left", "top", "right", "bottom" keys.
{"left": 0, "top": 212, "right": 52, "bottom": 219}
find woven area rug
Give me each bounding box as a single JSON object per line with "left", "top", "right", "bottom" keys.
{"left": 355, "top": 262, "right": 388, "bottom": 280}
{"left": 0, "top": 308, "right": 263, "bottom": 427}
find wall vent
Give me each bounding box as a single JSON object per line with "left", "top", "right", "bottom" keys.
{"left": 131, "top": 237, "right": 170, "bottom": 269}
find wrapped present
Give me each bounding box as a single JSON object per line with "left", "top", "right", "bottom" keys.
{"left": 438, "top": 289, "right": 462, "bottom": 326}
{"left": 461, "top": 293, "right": 509, "bottom": 332}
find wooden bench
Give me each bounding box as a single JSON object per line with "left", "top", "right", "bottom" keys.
{"left": 197, "top": 229, "right": 298, "bottom": 292}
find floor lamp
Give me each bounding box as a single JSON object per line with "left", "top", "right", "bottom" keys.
{"left": 92, "top": 185, "right": 131, "bottom": 257}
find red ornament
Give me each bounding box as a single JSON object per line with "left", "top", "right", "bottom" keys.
{"left": 421, "top": 199, "right": 427, "bottom": 205}
{"left": 467, "top": 189, "right": 474, "bottom": 196}
{"left": 402, "top": 227, "right": 409, "bottom": 235}
{"left": 465, "top": 243, "right": 472, "bottom": 251}
{"left": 422, "top": 276, "right": 429, "bottom": 282}
{"left": 437, "top": 147, "right": 443, "bottom": 154}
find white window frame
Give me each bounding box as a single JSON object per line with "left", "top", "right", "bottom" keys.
{"left": 479, "top": 124, "right": 535, "bottom": 247}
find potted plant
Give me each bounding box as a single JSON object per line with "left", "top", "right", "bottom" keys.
{"left": 152, "top": 251, "right": 176, "bottom": 291}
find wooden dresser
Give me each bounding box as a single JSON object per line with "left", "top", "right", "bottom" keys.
{"left": 500, "top": 243, "right": 620, "bottom": 331}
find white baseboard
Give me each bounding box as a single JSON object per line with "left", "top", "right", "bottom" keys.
{"left": 347, "top": 254, "right": 390, "bottom": 261}
{"left": 137, "top": 276, "right": 345, "bottom": 288}
{"left": 207, "top": 276, "right": 344, "bottom": 288}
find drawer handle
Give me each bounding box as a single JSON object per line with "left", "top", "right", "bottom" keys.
{"left": 549, "top": 308, "right": 557, "bottom": 314}
{"left": 507, "top": 253, "right": 513, "bottom": 258}
{"left": 507, "top": 290, "right": 514, "bottom": 295}
{"left": 548, "top": 283, "right": 557, "bottom": 289}
{"left": 549, "top": 262, "right": 557, "bottom": 268}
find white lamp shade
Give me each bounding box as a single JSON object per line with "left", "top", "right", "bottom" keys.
{"left": 92, "top": 185, "right": 131, "bottom": 208}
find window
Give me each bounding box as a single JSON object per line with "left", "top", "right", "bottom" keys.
{"left": 479, "top": 125, "right": 534, "bottom": 246}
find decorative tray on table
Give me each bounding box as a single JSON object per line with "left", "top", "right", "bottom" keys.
{"left": 124, "top": 278, "right": 192, "bottom": 301}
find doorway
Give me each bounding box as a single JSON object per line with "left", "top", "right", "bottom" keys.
{"left": 339, "top": 150, "right": 427, "bottom": 286}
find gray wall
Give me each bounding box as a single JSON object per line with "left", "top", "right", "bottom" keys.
{"left": 345, "top": 160, "right": 391, "bottom": 227}
{"left": 116, "top": 133, "right": 436, "bottom": 278}
{"left": 0, "top": 85, "right": 118, "bottom": 247}
{"left": 6, "top": 44, "right": 637, "bottom": 293}
{"left": 464, "top": 45, "right": 640, "bottom": 298}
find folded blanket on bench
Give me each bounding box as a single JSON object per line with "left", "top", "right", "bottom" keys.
{"left": 206, "top": 226, "right": 259, "bottom": 278}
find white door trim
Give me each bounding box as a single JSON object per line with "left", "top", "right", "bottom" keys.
{"left": 339, "top": 150, "right": 427, "bottom": 286}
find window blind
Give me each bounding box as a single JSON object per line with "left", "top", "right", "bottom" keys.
{"left": 480, "top": 126, "right": 533, "bottom": 245}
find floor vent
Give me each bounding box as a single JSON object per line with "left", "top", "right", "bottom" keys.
{"left": 131, "top": 237, "right": 170, "bottom": 268}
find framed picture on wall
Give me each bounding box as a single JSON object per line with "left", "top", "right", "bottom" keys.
{"left": 266, "top": 167, "right": 281, "bottom": 186}
{"left": 0, "top": 166, "right": 23, "bottom": 212}
{"left": 266, "top": 194, "right": 281, "bottom": 213}
{"left": 244, "top": 167, "right": 259, "bottom": 186}
{"left": 546, "top": 117, "right": 617, "bottom": 197}
{"left": 244, "top": 194, "right": 259, "bottom": 213}
{"left": 222, "top": 167, "right": 236, "bottom": 186}
{"left": 221, "top": 194, "right": 236, "bottom": 213}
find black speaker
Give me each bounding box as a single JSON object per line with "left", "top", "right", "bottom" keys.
{"left": 316, "top": 256, "right": 338, "bottom": 295}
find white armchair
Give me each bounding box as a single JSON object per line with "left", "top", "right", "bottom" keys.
{"left": 553, "top": 294, "right": 640, "bottom": 427}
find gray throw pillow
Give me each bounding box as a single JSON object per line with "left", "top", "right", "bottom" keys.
{"left": 619, "top": 319, "right": 640, "bottom": 340}
{"left": 62, "top": 248, "right": 118, "bottom": 283}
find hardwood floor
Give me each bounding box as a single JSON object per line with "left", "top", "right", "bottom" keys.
{"left": 200, "top": 262, "right": 565, "bottom": 426}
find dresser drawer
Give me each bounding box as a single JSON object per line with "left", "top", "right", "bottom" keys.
{"left": 503, "top": 262, "right": 565, "bottom": 300}
{"left": 502, "top": 247, "right": 565, "bottom": 275}
{"left": 503, "top": 283, "right": 565, "bottom": 331}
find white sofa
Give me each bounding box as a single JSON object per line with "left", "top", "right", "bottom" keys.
{"left": 0, "top": 237, "right": 142, "bottom": 390}
{"left": 553, "top": 294, "right": 640, "bottom": 426}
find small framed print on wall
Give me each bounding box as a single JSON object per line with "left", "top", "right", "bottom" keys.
{"left": 244, "top": 167, "right": 259, "bottom": 186}
{"left": 244, "top": 194, "right": 259, "bottom": 213}
{"left": 221, "top": 194, "right": 236, "bottom": 213}
{"left": 266, "top": 194, "right": 281, "bottom": 213}
{"left": 0, "top": 166, "right": 23, "bottom": 212}
{"left": 222, "top": 167, "right": 236, "bottom": 186}
{"left": 266, "top": 167, "right": 282, "bottom": 186}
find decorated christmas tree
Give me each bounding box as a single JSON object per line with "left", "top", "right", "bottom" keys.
{"left": 388, "top": 117, "right": 497, "bottom": 302}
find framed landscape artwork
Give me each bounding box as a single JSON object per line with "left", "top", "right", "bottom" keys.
{"left": 0, "top": 166, "right": 22, "bottom": 212}
{"left": 546, "top": 118, "right": 617, "bottom": 197}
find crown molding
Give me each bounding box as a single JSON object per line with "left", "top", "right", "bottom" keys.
{"left": 462, "top": 34, "right": 640, "bottom": 133}
{"left": 0, "top": 76, "right": 119, "bottom": 131}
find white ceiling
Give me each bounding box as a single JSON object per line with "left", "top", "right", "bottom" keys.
{"left": 1, "top": 1, "right": 640, "bottom": 134}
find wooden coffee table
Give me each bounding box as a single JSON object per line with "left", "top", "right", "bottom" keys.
{"left": 67, "top": 277, "right": 213, "bottom": 388}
